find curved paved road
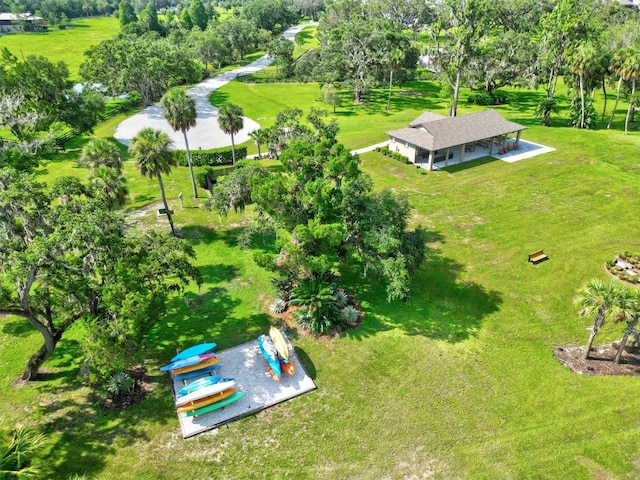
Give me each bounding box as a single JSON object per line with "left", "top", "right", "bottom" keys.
{"left": 114, "top": 24, "right": 313, "bottom": 149}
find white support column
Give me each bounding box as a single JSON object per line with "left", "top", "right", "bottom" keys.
{"left": 427, "top": 150, "right": 435, "bottom": 171}
{"left": 460, "top": 144, "right": 466, "bottom": 163}
{"left": 445, "top": 147, "right": 451, "bottom": 167}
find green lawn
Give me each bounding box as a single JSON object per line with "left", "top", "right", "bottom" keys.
{"left": 0, "top": 17, "right": 119, "bottom": 81}
{"left": 211, "top": 79, "right": 450, "bottom": 150}
{"left": 3, "top": 78, "right": 640, "bottom": 478}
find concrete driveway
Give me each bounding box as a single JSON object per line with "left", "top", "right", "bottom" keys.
{"left": 113, "top": 23, "right": 313, "bottom": 150}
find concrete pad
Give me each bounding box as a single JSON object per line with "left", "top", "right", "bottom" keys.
{"left": 495, "top": 140, "right": 556, "bottom": 163}
{"left": 172, "top": 335, "right": 316, "bottom": 439}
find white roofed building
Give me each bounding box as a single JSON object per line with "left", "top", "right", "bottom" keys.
{"left": 386, "top": 110, "right": 527, "bottom": 171}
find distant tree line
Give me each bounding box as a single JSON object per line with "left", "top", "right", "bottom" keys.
{"left": 294, "top": 0, "right": 640, "bottom": 130}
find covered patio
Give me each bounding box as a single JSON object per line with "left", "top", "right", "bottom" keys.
{"left": 386, "top": 110, "right": 527, "bottom": 171}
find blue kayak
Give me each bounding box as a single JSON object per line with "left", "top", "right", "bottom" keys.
{"left": 170, "top": 342, "right": 217, "bottom": 362}
{"left": 258, "top": 334, "right": 281, "bottom": 380}
{"left": 160, "top": 353, "right": 216, "bottom": 372}
{"left": 174, "top": 364, "right": 221, "bottom": 382}
{"left": 176, "top": 375, "right": 233, "bottom": 397}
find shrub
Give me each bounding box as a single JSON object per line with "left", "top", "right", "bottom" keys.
{"left": 174, "top": 147, "right": 247, "bottom": 167}
{"left": 341, "top": 305, "right": 359, "bottom": 325}
{"left": 270, "top": 298, "right": 287, "bottom": 314}
{"left": 290, "top": 278, "right": 340, "bottom": 334}
{"left": 271, "top": 271, "right": 297, "bottom": 301}
{"left": 568, "top": 96, "right": 597, "bottom": 129}
{"left": 105, "top": 371, "right": 134, "bottom": 399}
{"left": 467, "top": 92, "right": 507, "bottom": 105}
{"left": 375, "top": 146, "right": 409, "bottom": 164}
{"left": 195, "top": 166, "right": 218, "bottom": 189}
{"left": 252, "top": 251, "right": 276, "bottom": 269}
{"left": 334, "top": 289, "right": 349, "bottom": 309}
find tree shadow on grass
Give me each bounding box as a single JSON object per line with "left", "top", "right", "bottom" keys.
{"left": 148, "top": 283, "right": 241, "bottom": 359}
{"left": 180, "top": 225, "right": 218, "bottom": 246}
{"left": 294, "top": 28, "right": 313, "bottom": 45}
{"left": 342, "top": 238, "right": 502, "bottom": 343}
{"left": 39, "top": 376, "right": 173, "bottom": 479}
{"left": 1, "top": 316, "right": 33, "bottom": 337}
{"left": 208, "top": 90, "right": 230, "bottom": 106}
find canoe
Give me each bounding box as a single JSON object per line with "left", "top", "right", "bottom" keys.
{"left": 269, "top": 326, "right": 289, "bottom": 362}
{"left": 186, "top": 391, "right": 245, "bottom": 418}
{"left": 174, "top": 364, "right": 221, "bottom": 382}
{"left": 170, "top": 342, "right": 217, "bottom": 362}
{"left": 175, "top": 380, "right": 235, "bottom": 407}
{"left": 176, "top": 376, "right": 230, "bottom": 397}
{"left": 176, "top": 388, "right": 237, "bottom": 413}
{"left": 171, "top": 356, "right": 219, "bottom": 376}
{"left": 160, "top": 353, "right": 217, "bottom": 372}
{"left": 258, "top": 334, "right": 281, "bottom": 381}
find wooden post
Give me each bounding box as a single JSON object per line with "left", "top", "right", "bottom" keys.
{"left": 489, "top": 137, "right": 494, "bottom": 155}
{"left": 515, "top": 130, "right": 521, "bottom": 148}
{"left": 460, "top": 144, "right": 466, "bottom": 164}
{"left": 445, "top": 147, "right": 451, "bottom": 167}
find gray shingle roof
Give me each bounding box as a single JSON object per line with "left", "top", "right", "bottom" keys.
{"left": 387, "top": 110, "right": 527, "bottom": 152}
{"left": 408, "top": 111, "right": 446, "bottom": 127}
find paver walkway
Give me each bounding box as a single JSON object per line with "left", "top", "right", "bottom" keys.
{"left": 114, "top": 23, "right": 314, "bottom": 149}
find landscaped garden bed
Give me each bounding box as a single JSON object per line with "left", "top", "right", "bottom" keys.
{"left": 605, "top": 253, "right": 640, "bottom": 284}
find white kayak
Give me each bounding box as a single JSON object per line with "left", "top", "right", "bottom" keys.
{"left": 174, "top": 380, "right": 236, "bottom": 407}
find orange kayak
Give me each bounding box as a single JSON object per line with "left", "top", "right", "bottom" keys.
{"left": 171, "top": 356, "right": 219, "bottom": 375}
{"left": 281, "top": 358, "right": 295, "bottom": 376}
{"left": 176, "top": 388, "right": 237, "bottom": 413}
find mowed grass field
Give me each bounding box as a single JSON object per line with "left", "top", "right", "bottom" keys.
{"left": 0, "top": 17, "right": 119, "bottom": 80}
{"left": 4, "top": 55, "right": 640, "bottom": 477}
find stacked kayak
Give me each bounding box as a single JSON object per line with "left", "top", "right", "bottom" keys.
{"left": 269, "top": 326, "right": 295, "bottom": 376}
{"left": 162, "top": 342, "right": 244, "bottom": 418}
{"left": 160, "top": 343, "right": 219, "bottom": 380}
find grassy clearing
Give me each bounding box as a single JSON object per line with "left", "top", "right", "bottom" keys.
{"left": 0, "top": 17, "right": 119, "bottom": 81}
{"left": 3, "top": 77, "right": 640, "bottom": 479}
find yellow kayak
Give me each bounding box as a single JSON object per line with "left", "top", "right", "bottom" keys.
{"left": 270, "top": 326, "right": 295, "bottom": 375}
{"left": 269, "top": 326, "right": 289, "bottom": 361}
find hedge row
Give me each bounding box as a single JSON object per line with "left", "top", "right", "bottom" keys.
{"left": 174, "top": 147, "right": 247, "bottom": 167}
{"left": 375, "top": 146, "right": 410, "bottom": 164}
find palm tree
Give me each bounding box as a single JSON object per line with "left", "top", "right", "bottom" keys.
{"left": 79, "top": 138, "right": 123, "bottom": 172}
{"left": 621, "top": 50, "right": 640, "bottom": 135}
{"left": 574, "top": 278, "right": 626, "bottom": 360}
{"left": 129, "top": 128, "right": 177, "bottom": 236}
{"left": 535, "top": 97, "right": 560, "bottom": 127}
{"left": 290, "top": 278, "right": 339, "bottom": 334}
{"left": 217, "top": 103, "right": 243, "bottom": 166}
{"left": 249, "top": 128, "right": 268, "bottom": 159}
{"left": 88, "top": 165, "right": 129, "bottom": 210}
{"left": 0, "top": 417, "right": 46, "bottom": 480}
{"left": 386, "top": 48, "right": 403, "bottom": 111}
{"left": 569, "top": 42, "right": 598, "bottom": 129}
{"left": 607, "top": 47, "right": 630, "bottom": 129}
{"left": 612, "top": 287, "right": 640, "bottom": 365}
{"left": 160, "top": 87, "right": 199, "bottom": 198}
